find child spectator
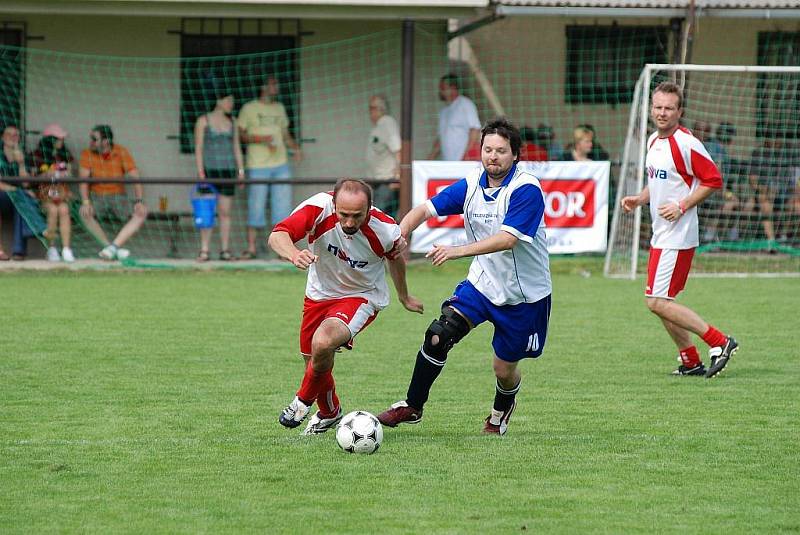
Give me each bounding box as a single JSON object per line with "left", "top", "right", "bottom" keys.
{"left": 32, "top": 124, "right": 75, "bottom": 262}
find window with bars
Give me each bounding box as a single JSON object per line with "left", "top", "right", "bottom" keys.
{"left": 757, "top": 31, "right": 800, "bottom": 140}
{"left": 0, "top": 23, "right": 24, "bottom": 128}
{"left": 179, "top": 18, "right": 299, "bottom": 154}
{"left": 565, "top": 25, "right": 668, "bottom": 105}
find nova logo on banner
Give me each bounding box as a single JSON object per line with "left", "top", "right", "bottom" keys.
{"left": 411, "top": 161, "right": 609, "bottom": 254}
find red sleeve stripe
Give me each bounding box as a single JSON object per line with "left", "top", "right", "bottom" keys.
{"left": 369, "top": 208, "right": 397, "bottom": 225}
{"left": 690, "top": 150, "right": 723, "bottom": 189}
{"left": 273, "top": 204, "right": 323, "bottom": 242}
{"left": 667, "top": 136, "right": 693, "bottom": 189}
{"left": 309, "top": 213, "right": 339, "bottom": 244}
{"left": 360, "top": 222, "right": 386, "bottom": 258}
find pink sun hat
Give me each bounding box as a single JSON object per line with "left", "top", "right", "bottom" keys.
{"left": 42, "top": 123, "right": 68, "bottom": 138}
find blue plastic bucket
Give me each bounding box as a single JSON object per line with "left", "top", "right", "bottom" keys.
{"left": 191, "top": 183, "right": 218, "bottom": 229}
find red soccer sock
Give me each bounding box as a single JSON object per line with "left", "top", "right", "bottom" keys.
{"left": 679, "top": 346, "right": 702, "bottom": 368}
{"left": 296, "top": 360, "right": 328, "bottom": 406}
{"left": 316, "top": 382, "right": 340, "bottom": 419}
{"left": 313, "top": 364, "right": 340, "bottom": 417}
{"left": 701, "top": 325, "right": 727, "bottom": 348}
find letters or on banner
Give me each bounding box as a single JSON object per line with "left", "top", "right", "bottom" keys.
{"left": 410, "top": 161, "right": 609, "bottom": 254}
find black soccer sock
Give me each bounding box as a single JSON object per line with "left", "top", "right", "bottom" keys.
{"left": 405, "top": 350, "right": 446, "bottom": 410}
{"left": 493, "top": 378, "right": 521, "bottom": 414}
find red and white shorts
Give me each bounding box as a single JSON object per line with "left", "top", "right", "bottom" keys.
{"left": 645, "top": 247, "right": 695, "bottom": 299}
{"left": 299, "top": 296, "right": 380, "bottom": 356}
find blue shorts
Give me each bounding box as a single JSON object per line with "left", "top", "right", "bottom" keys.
{"left": 445, "top": 280, "right": 551, "bottom": 363}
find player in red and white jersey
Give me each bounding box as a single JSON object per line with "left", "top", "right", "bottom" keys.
{"left": 269, "top": 178, "right": 424, "bottom": 435}
{"left": 621, "top": 82, "right": 738, "bottom": 379}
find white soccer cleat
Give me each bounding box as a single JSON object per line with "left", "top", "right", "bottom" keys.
{"left": 61, "top": 247, "right": 75, "bottom": 263}
{"left": 115, "top": 247, "right": 130, "bottom": 260}
{"left": 302, "top": 408, "right": 343, "bottom": 435}
{"left": 46, "top": 246, "right": 61, "bottom": 262}
{"left": 279, "top": 396, "right": 311, "bottom": 429}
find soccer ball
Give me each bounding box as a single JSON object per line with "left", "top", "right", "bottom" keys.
{"left": 335, "top": 411, "right": 383, "bottom": 454}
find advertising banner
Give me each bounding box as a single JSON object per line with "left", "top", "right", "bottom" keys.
{"left": 410, "top": 161, "right": 610, "bottom": 254}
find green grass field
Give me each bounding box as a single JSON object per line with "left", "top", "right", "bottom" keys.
{"left": 2, "top": 259, "right": 798, "bottom": 533}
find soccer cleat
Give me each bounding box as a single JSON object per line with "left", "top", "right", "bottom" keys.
{"left": 302, "top": 408, "right": 343, "bottom": 435}
{"left": 278, "top": 396, "right": 311, "bottom": 429}
{"left": 705, "top": 336, "right": 738, "bottom": 378}
{"left": 99, "top": 244, "right": 117, "bottom": 260}
{"left": 61, "top": 247, "right": 75, "bottom": 263}
{"left": 115, "top": 247, "right": 131, "bottom": 260}
{"left": 671, "top": 363, "right": 707, "bottom": 376}
{"left": 377, "top": 400, "right": 423, "bottom": 427}
{"left": 482, "top": 400, "right": 516, "bottom": 436}
{"left": 46, "top": 246, "right": 61, "bottom": 262}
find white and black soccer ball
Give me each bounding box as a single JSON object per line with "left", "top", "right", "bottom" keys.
{"left": 335, "top": 411, "right": 383, "bottom": 454}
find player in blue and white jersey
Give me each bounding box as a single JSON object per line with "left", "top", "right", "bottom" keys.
{"left": 377, "top": 118, "right": 552, "bottom": 435}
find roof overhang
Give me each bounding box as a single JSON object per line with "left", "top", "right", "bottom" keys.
{"left": 0, "top": 0, "right": 490, "bottom": 20}
{"left": 495, "top": 2, "right": 800, "bottom": 19}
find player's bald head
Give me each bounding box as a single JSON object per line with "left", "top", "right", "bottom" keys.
{"left": 333, "top": 178, "right": 372, "bottom": 208}
{"left": 333, "top": 179, "right": 372, "bottom": 234}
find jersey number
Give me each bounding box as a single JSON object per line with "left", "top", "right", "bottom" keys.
{"left": 526, "top": 333, "right": 540, "bottom": 352}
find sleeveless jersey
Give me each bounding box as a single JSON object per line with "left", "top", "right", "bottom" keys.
{"left": 428, "top": 163, "right": 551, "bottom": 306}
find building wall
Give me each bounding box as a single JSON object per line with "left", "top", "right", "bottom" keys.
{"left": 463, "top": 15, "right": 800, "bottom": 163}
{"left": 12, "top": 14, "right": 447, "bottom": 210}
{"left": 5, "top": 11, "right": 799, "bottom": 214}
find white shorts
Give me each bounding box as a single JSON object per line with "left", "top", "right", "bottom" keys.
{"left": 645, "top": 247, "right": 695, "bottom": 299}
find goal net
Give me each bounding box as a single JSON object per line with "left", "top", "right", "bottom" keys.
{"left": 605, "top": 64, "right": 800, "bottom": 278}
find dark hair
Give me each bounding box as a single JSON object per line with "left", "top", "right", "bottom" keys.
{"left": 653, "top": 81, "right": 683, "bottom": 109}
{"left": 92, "top": 124, "right": 114, "bottom": 145}
{"left": 440, "top": 73, "right": 460, "bottom": 91}
{"left": 333, "top": 178, "right": 373, "bottom": 208}
{"left": 201, "top": 71, "right": 232, "bottom": 107}
{"left": 37, "top": 135, "right": 70, "bottom": 166}
{"left": 520, "top": 126, "right": 536, "bottom": 142}
{"left": 481, "top": 117, "right": 522, "bottom": 161}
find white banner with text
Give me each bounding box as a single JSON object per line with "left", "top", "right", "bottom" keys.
{"left": 410, "top": 161, "right": 609, "bottom": 254}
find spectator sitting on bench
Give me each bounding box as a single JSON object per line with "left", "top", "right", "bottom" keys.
{"left": 78, "top": 125, "right": 147, "bottom": 260}
{"left": 33, "top": 124, "right": 75, "bottom": 262}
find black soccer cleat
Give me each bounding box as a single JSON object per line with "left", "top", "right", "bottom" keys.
{"left": 705, "top": 336, "right": 738, "bottom": 378}
{"left": 672, "top": 363, "right": 707, "bottom": 376}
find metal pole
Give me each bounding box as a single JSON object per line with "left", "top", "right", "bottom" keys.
{"left": 631, "top": 65, "right": 652, "bottom": 280}
{"left": 399, "top": 19, "right": 414, "bottom": 220}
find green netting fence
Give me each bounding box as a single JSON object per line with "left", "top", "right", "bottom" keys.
{"left": 0, "top": 23, "right": 798, "bottom": 274}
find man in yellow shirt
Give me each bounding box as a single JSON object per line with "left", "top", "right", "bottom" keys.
{"left": 78, "top": 125, "right": 147, "bottom": 260}
{"left": 238, "top": 75, "right": 302, "bottom": 259}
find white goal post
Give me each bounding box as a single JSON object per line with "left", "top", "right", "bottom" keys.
{"left": 604, "top": 63, "right": 800, "bottom": 278}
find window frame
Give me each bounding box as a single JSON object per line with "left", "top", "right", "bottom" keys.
{"left": 178, "top": 18, "right": 300, "bottom": 154}
{"left": 565, "top": 25, "right": 668, "bottom": 105}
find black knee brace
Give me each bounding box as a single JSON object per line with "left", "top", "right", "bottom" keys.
{"left": 421, "top": 306, "right": 471, "bottom": 361}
